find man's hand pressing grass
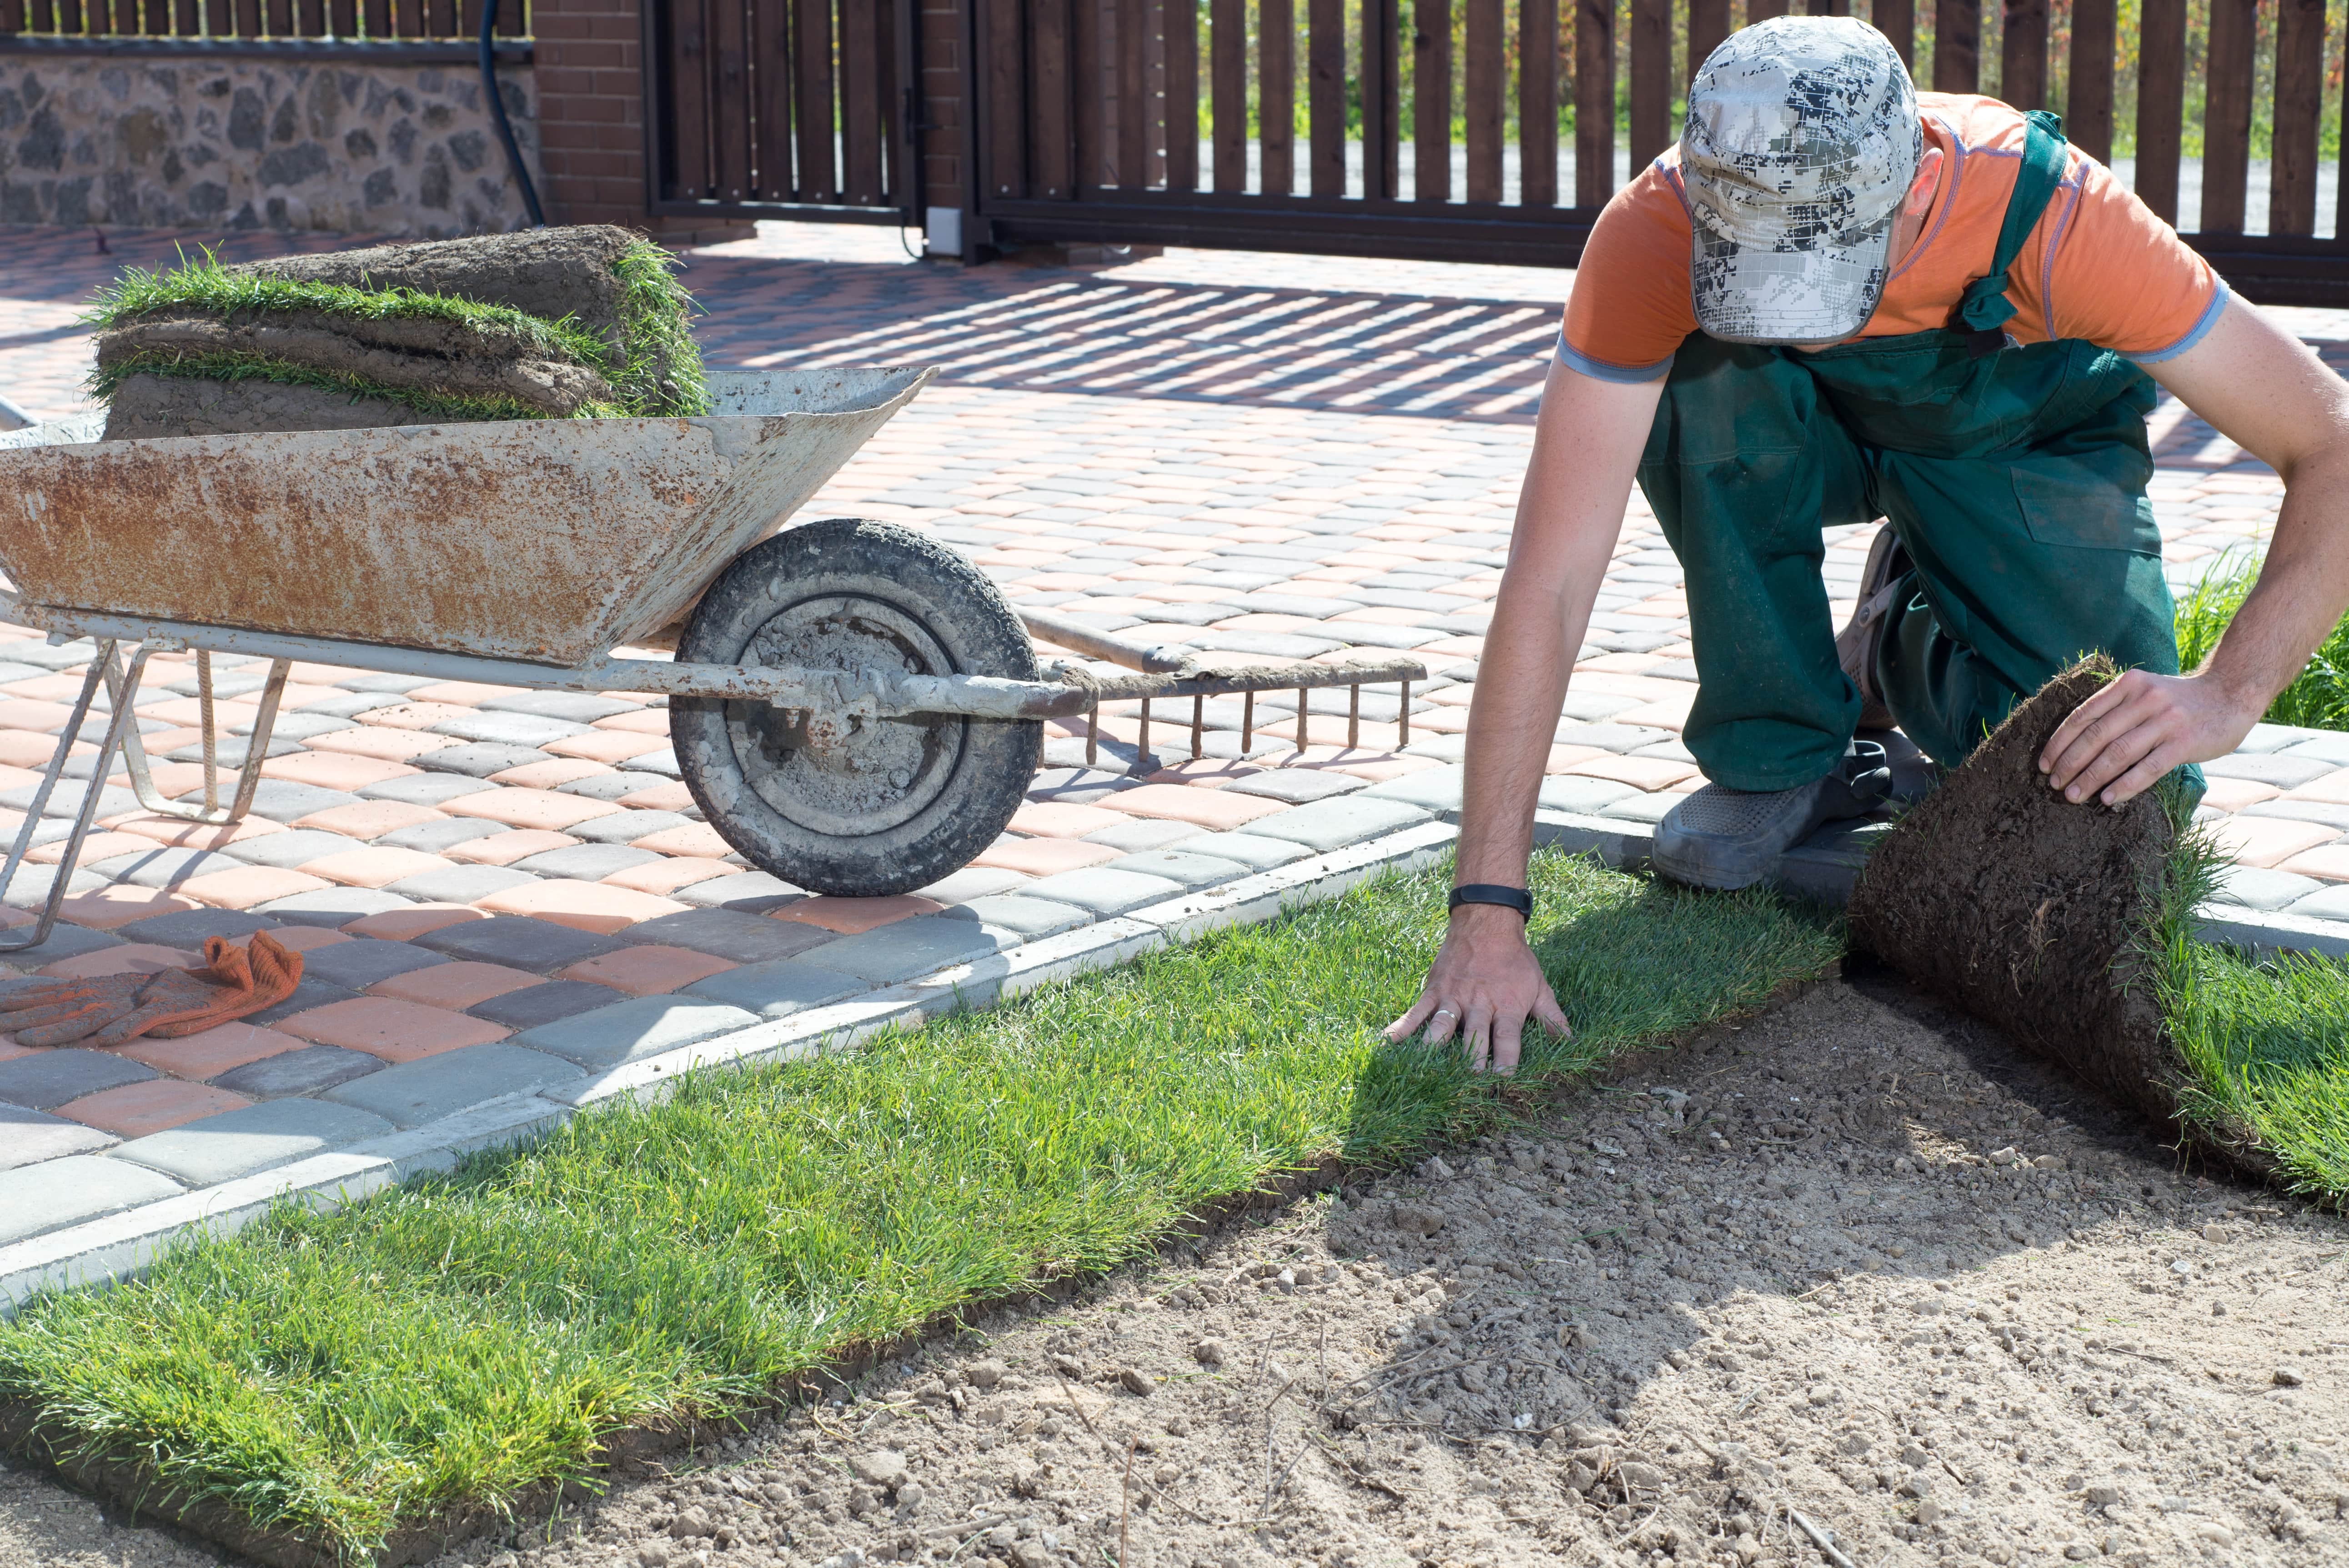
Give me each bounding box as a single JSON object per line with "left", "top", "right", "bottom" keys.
{"left": 1385, "top": 903, "right": 1572, "bottom": 1073}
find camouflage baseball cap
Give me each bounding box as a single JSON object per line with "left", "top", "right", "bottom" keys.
{"left": 1681, "top": 17, "right": 1922, "bottom": 345}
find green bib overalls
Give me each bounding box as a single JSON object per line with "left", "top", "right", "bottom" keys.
{"left": 1635, "top": 111, "right": 2183, "bottom": 792}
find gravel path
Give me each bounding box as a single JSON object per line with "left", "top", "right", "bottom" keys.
{"left": 5, "top": 970, "right": 2346, "bottom": 1568}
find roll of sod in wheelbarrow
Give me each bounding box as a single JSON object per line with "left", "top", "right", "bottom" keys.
{"left": 86, "top": 225, "right": 708, "bottom": 439}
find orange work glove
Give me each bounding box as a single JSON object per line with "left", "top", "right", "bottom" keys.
{"left": 0, "top": 971, "right": 154, "bottom": 1047}
{"left": 90, "top": 933, "right": 305, "bottom": 1047}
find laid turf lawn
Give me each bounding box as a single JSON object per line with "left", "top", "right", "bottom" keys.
{"left": 0, "top": 852, "right": 1840, "bottom": 1561}
{"left": 2174, "top": 548, "right": 2349, "bottom": 731}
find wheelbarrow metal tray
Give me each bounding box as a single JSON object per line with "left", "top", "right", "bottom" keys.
{"left": 0, "top": 366, "right": 932, "bottom": 668}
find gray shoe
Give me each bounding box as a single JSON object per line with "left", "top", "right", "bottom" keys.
{"left": 1836, "top": 526, "right": 1911, "bottom": 731}
{"left": 1653, "top": 743, "right": 1893, "bottom": 891}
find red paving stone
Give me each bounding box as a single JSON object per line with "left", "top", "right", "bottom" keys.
{"left": 2277, "top": 843, "right": 2349, "bottom": 882}
{"left": 775, "top": 895, "right": 945, "bottom": 934}
{"left": 38, "top": 943, "right": 199, "bottom": 979}
{"left": 300, "top": 847, "right": 458, "bottom": 889}
{"left": 116, "top": 1022, "right": 314, "bottom": 1080}
{"left": 293, "top": 800, "right": 449, "bottom": 839}
{"left": 1007, "top": 802, "right": 1133, "bottom": 838}
{"left": 971, "top": 836, "right": 1124, "bottom": 876}
{"left": 619, "top": 782, "right": 697, "bottom": 812}
{"left": 447, "top": 830, "right": 581, "bottom": 866}
{"left": 604, "top": 857, "right": 736, "bottom": 896}
{"left": 26, "top": 830, "right": 164, "bottom": 866}
{"left": 444, "top": 789, "right": 625, "bottom": 832}
{"left": 56, "top": 1079, "right": 251, "bottom": 1137}
{"left": 471, "top": 880, "right": 691, "bottom": 933}
{"left": 107, "top": 814, "right": 286, "bottom": 849}
{"left": 368, "top": 960, "right": 545, "bottom": 1009}
{"left": 631, "top": 822, "right": 735, "bottom": 858}
{"left": 281, "top": 997, "right": 510, "bottom": 1062}
{"left": 54, "top": 887, "right": 203, "bottom": 930}
{"left": 546, "top": 731, "right": 669, "bottom": 764}
{"left": 302, "top": 728, "right": 460, "bottom": 762}
{"left": 342, "top": 905, "right": 493, "bottom": 942}
{"left": 177, "top": 865, "right": 333, "bottom": 911}
{"left": 491, "top": 759, "right": 614, "bottom": 790}
{"left": 560, "top": 946, "right": 738, "bottom": 996}
{"left": 265, "top": 751, "right": 423, "bottom": 791}
{"left": 1097, "top": 783, "right": 1290, "bottom": 829}
{"left": 2208, "top": 816, "right": 2341, "bottom": 869}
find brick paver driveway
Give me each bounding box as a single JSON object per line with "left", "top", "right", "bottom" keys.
{"left": 0, "top": 220, "right": 2342, "bottom": 1247}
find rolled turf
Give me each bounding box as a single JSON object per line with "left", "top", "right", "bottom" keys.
{"left": 0, "top": 852, "right": 1839, "bottom": 1563}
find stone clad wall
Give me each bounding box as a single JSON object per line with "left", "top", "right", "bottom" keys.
{"left": 0, "top": 51, "right": 543, "bottom": 235}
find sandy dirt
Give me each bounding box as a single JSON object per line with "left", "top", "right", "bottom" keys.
{"left": 5, "top": 967, "right": 2346, "bottom": 1568}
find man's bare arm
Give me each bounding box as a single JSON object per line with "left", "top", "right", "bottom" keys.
{"left": 1384, "top": 358, "right": 1665, "bottom": 1072}
{"left": 2043, "top": 298, "right": 2349, "bottom": 802}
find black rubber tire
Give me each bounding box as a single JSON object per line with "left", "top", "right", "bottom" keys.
{"left": 671, "top": 517, "right": 1041, "bottom": 897}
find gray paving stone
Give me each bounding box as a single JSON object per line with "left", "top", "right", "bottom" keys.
{"left": 0, "top": 815, "right": 73, "bottom": 852}
{"left": 1242, "top": 796, "right": 1433, "bottom": 852}
{"left": 620, "top": 907, "right": 840, "bottom": 964}
{"left": 2285, "top": 883, "right": 2349, "bottom": 922}
{"left": 1174, "top": 831, "right": 1313, "bottom": 870}
{"left": 2244, "top": 800, "right": 2349, "bottom": 832}
{"left": 191, "top": 779, "right": 361, "bottom": 825}
{"left": 325, "top": 1042, "right": 584, "bottom": 1129}
{"left": 417, "top": 915, "right": 624, "bottom": 973}
{"left": 1552, "top": 723, "right": 1674, "bottom": 752}
{"left": 1225, "top": 769, "right": 1368, "bottom": 804}
{"left": 0, "top": 1048, "right": 158, "bottom": 1110}
{"left": 212, "top": 1044, "right": 385, "bottom": 1101}
{"left": 627, "top": 746, "right": 683, "bottom": 778}
{"left": 1020, "top": 867, "right": 1188, "bottom": 916}
{"left": 467, "top": 980, "right": 631, "bottom": 1030}
{"left": 221, "top": 828, "right": 367, "bottom": 869}
{"left": 162, "top": 735, "right": 305, "bottom": 766}
{"left": 1599, "top": 792, "right": 1680, "bottom": 824}
{"left": 1557, "top": 691, "right": 1643, "bottom": 721}
{"left": 512, "top": 843, "right": 664, "bottom": 879}
{"left": 417, "top": 742, "right": 556, "bottom": 778}
{"left": 512, "top": 997, "right": 762, "bottom": 1069}
{"left": 377, "top": 817, "right": 512, "bottom": 854}
{"left": 301, "top": 938, "right": 451, "bottom": 991}
{"left": 2278, "top": 733, "right": 2349, "bottom": 766}
{"left": 2211, "top": 865, "right": 2327, "bottom": 912}
{"left": 2236, "top": 723, "right": 2329, "bottom": 755}
{"left": 428, "top": 711, "right": 595, "bottom": 748}
{"left": 674, "top": 872, "right": 804, "bottom": 912}
{"left": 805, "top": 915, "right": 1008, "bottom": 984}
{"left": 560, "top": 771, "right": 675, "bottom": 802}
{"left": 1631, "top": 737, "right": 1699, "bottom": 762}
{"left": 116, "top": 909, "right": 281, "bottom": 947}
{"left": 0, "top": 1102, "right": 117, "bottom": 1170}
{"left": 1362, "top": 766, "right": 1466, "bottom": 813}
{"left": 0, "top": 1154, "right": 185, "bottom": 1246}
{"left": 0, "top": 779, "right": 141, "bottom": 820}
{"left": 109, "top": 1098, "right": 395, "bottom": 1187}
{"left": 1314, "top": 621, "right": 1440, "bottom": 650}
{"left": 1080, "top": 818, "right": 1202, "bottom": 852}
{"left": 294, "top": 690, "right": 400, "bottom": 718}
{"left": 1539, "top": 776, "right": 1642, "bottom": 814}
{"left": 567, "top": 810, "right": 691, "bottom": 846}
{"left": 2202, "top": 753, "right": 2339, "bottom": 789}
{"left": 912, "top": 867, "right": 1030, "bottom": 904}
{"left": 246, "top": 978, "right": 363, "bottom": 1027}
{"left": 91, "top": 847, "right": 245, "bottom": 888}
{"left": 1105, "top": 850, "right": 1251, "bottom": 890}
{"left": 0, "top": 661, "right": 55, "bottom": 685}
{"left": 333, "top": 672, "right": 435, "bottom": 695}
{"left": 256, "top": 887, "right": 416, "bottom": 927}
{"left": 682, "top": 960, "right": 867, "bottom": 1018}
{"left": 236, "top": 711, "right": 352, "bottom": 742}
{"left": 478, "top": 692, "right": 641, "bottom": 723}
{"left": 7, "top": 639, "right": 101, "bottom": 671}
{"left": 953, "top": 894, "right": 1093, "bottom": 937}
{"left": 1027, "top": 767, "right": 1142, "bottom": 803}
{"left": 359, "top": 773, "right": 502, "bottom": 807}
{"left": 386, "top": 864, "right": 542, "bottom": 904}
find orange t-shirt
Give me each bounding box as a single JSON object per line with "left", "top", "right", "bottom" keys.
{"left": 1557, "top": 93, "right": 2226, "bottom": 382}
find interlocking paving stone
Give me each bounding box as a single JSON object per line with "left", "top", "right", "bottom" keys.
{"left": 950, "top": 894, "right": 1094, "bottom": 937}
{"left": 429, "top": 711, "right": 596, "bottom": 748}
{"left": 512, "top": 843, "right": 664, "bottom": 879}
{"left": 911, "top": 867, "right": 1030, "bottom": 904}
{"left": 0, "top": 1102, "right": 118, "bottom": 1170}
{"left": 478, "top": 692, "right": 642, "bottom": 723}
{"left": 1599, "top": 792, "right": 1681, "bottom": 824}
{"left": 2211, "top": 866, "right": 2327, "bottom": 911}
{"left": 246, "top": 978, "right": 364, "bottom": 1027}
{"left": 385, "top": 864, "right": 542, "bottom": 904}
{"left": 2202, "top": 753, "right": 2341, "bottom": 789}
{"left": 1, "top": 780, "right": 141, "bottom": 820}
{"left": 1018, "top": 866, "right": 1189, "bottom": 916}
{"left": 206, "top": 780, "right": 363, "bottom": 823}
{"left": 2246, "top": 800, "right": 2349, "bottom": 831}
{"left": 795, "top": 915, "right": 1007, "bottom": 984}
{"left": 0, "top": 864, "right": 108, "bottom": 908}
{"left": 0, "top": 1048, "right": 158, "bottom": 1111}
{"left": 619, "top": 907, "right": 841, "bottom": 964}
{"left": 1223, "top": 769, "right": 1370, "bottom": 804}
{"left": 243, "top": 711, "right": 355, "bottom": 742}
{"left": 115, "top": 908, "right": 282, "bottom": 946}
{"left": 377, "top": 817, "right": 512, "bottom": 853}
{"left": 2286, "top": 884, "right": 2349, "bottom": 921}
{"left": 0, "top": 921, "right": 122, "bottom": 964}
{"left": 417, "top": 742, "right": 557, "bottom": 777}
{"left": 1243, "top": 796, "right": 1434, "bottom": 852}
{"left": 219, "top": 829, "right": 363, "bottom": 869}
{"left": 1538, "top": 776, "right": 1643, "bottom": 814}
{"left": 1105, "top": 849, "right": 1253, "bottom": 890}
{"left": 210, "top": 1043, "right": 386, "bottom": 1101}
{"left": 466, "top": 979, "right": 632, "bottom": 1030}
{"left": 568, "top": 810, "right": 693, "bottom": 846}
{"left": 511, "top": 997, "right": 763, "bottom": 1069}
{"left": 323, "top": 1042, "right": 583, "bottom": 1129}
{"left": 256, "top": 887, "right": 416, "bottom": 927}
{"left": 628, "top": 746, "right": 683, "bottom": 778}
{"left": 1079, "top": 818, "right": 1202, "bottom": 852}
{"left": 673, "top": 871, "right": 804, "bottom": 912}
{"left": 2279, "top": 733, "right": 2349, "bottom": 766}
{"left": 1360, "top": 766, "right": 1467, "bottom": 813}
{"left": 108, "top": 1098, "right": 395, "bottom": 1187}
{"left": 561, "top": 771, "right": 677, "bottom": 802}
{"left": 93, "top": 847, "right": 245, "bottom": 888}
{"left": 415, "top": 915, "right": 626, "bottom": 973}
{"left": 1171, "top": 831, "right": 1314, "bottom": 869}
{"left": 299, "top": 937, "right": 451, "bottom": 991}
{"left": 358, "top": 773, "right": 502, "bottom": 806}
{"left": 1550, "top": 724, "right": 1674, "bottom": 752}
{"left": 0, "top": 1153, "right": 184, "bottom": 1245}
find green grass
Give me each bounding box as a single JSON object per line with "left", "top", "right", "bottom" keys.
{"left": 2174, "top": 548, "right": 2349, "bottom": 731}
{"left": 607, "top": 238, "right": 713, "bottom": 419}
{"left": 0, "top": 853, "right": 1837, "bottom": 1562}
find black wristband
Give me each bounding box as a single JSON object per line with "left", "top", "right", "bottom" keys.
{"left": 1449, "top": 884, "right": 1532, "bottom": 921}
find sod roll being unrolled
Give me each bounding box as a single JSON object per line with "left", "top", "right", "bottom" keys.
{"left": 87, "top": 225, "right": 709, "bottom": 439}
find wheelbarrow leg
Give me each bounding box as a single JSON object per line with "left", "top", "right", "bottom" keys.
{"left": 112, "top": 653, "right": 291, "bottom": 825}
{"left": 0, "top": 640, "right": 154, "bottom": 953}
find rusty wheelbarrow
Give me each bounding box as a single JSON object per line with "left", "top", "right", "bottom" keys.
{"left": 0, "top": 366, "right": 1099, "bottom": 947}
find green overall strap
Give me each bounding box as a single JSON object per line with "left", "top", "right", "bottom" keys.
{"left": 1955, "top": 109, "right": 2069, "bottom": 359}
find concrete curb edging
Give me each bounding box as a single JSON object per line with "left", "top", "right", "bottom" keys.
{"left": 0, "top": 821, "right": 1463, "bottom": 1317}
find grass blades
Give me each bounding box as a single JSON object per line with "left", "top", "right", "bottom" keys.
{"left": 0, "top": 853, "right": 1837, "bottom": 1562}
{"left": 2174, "top": 548, "right": 2349, "bottom": 731}
{"left": 88, "top": 349, "right": 627, "bottom": 426}
{"left": 608, "top": 238, "right": 713, "bottom": 418}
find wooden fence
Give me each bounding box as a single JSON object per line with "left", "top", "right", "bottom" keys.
{"left": 0, "top": 0, "right": 526, "bottom": 42}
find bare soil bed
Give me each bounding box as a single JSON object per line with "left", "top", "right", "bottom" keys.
{"left": 6, "top": 968, "right": 2346, "bottom": 1568}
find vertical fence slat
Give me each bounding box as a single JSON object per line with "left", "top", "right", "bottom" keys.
{"left": 753, "top": 0, "right": 793, "bottom": 197}
{"left": 707, "top": 0, "right": 749, "bottom": 201}
{"left": 1520, "top": 0, "right": 1559, "bottom": 205}
{"left": 2202, "top": 0, "right": 2255, "bottom": 233}
{"left": 1211, "top": 0, "right": 1245, "bottom": 190}
{"left": 2270, "top": 0, "right": 2323, "bottom": 235}
{"left": 1073, "top": 0, "right": 1105, "bottom": 188}
{"left": 1627, "top": 0, "right": 1669, "bottom": 171}
{"left": 1168, "top": 0, "right": 1200, "bottom": 190}
{"left": 2000, "top": 0, "right": 2046, "bottom": 108}
{"left": 839, "top": 0, "right": 882, "bottom": 200}
{"left": 666, "top": 0, "right": 711, "bottom": 196}
{"left": 1932, "top": 0, "right": 1978, "bottom": 91}
{"left": 359, "top": 0, "right": 384, "bottom": 40}
{"left": 1685, "top": 0, "right": 1727, "bottom": 82}
{"left": 1366, "top": 0, "right": 1399, "bottom": 198}
{"left": 326, "top": 0, "right": 353, "bottom": 36}
{"left": 298, "top": 0, "right": 323, "bottom": 37}
{"left": 2133, "top": 0, "right": 2183, "bottom": 222}
{"left": 1742, "top": 0, "right": 1785, "bottom": 22}
{"left": 0, "top": 0, "right": 21, "bottom": 31}
{"left": 983, "top": 0, "right": 1026, "bottom": 199}
{"left": 2064, "top": 0, "right": 2113, "bottom": 164}
{"left": 1411, "top": 0, "right": 1448, "bottom": 200}
{"left": 1029, "top": 0, "right": 1074, "bottom": 197}
{"left": 1117, "top": 0, "right": 1146, "bottom": 186}
{"left": 1872, "top": 0, "right": 1913, "bottom": 64}
{"left": 1262, "top": 0, "right": 1295, "bottom": 194}
{"left": 1465, "top": 0, "right": 1501, "bottom": 200}
{"left": 1572, "top": 0, "right": 1612, "bottom": 206}
{"left": 793, "top": 0, "right": 836, "bottom": 199}
{"left": 1308, "top": 0, "right": 1345, "bottom": 194}
{"left": 878, "top": 0, "right": 902, "bottom": 201}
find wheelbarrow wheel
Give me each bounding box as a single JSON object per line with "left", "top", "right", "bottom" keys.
{"left": 671, "top": 516, "right": 1042, "bottom": 898}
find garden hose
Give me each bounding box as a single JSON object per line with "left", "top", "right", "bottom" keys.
{"left": 481, "top": 0, "right": 547, "bottom": 229}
